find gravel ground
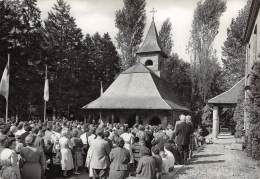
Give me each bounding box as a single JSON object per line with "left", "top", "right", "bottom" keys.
{"left": 175, "top": 133, "right": 260, "bottom": 179}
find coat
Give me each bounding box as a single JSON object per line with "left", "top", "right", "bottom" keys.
{"left": 90, "top": 136, "right": 110, "bottom": 169}
{"left": 109, "top": 147, "right": 130, "bottom": 171}
{"left": 136, "top": 155, "right": 156, "bottom": 179}
{"left": 175, "top": 121, "right": 192, "bottom": 146}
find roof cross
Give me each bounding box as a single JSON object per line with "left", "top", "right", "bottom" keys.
{"left": 150, "top": 8, "right": 157, "bottom": 20}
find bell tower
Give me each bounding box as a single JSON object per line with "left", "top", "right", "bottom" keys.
{"left": 136, "top": 15, "right": 166, "bottom": 77}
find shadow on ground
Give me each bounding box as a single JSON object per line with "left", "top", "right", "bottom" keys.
{"left": 194, "top": 154, "right": 224, "bottom": 158}
{"left": 190, "top": 160, "right": 225, "bottom": 165}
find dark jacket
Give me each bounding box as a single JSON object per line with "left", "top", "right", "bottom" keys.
{"left": 109, "top": 147, "right": 130, "bottom": 171}
{"left": 175, "top": 121, "right": 192, "bottom": 146}
{"left": 136, "top": 155, "right": 156, "bottom": 179}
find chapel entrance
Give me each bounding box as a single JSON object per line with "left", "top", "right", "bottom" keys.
{"left": 150, "top": 116, "right": 161, "bottom": 126}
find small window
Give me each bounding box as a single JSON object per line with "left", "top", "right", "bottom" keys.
{"left": 145, "top": 59, "right": 153, "bottom": 66}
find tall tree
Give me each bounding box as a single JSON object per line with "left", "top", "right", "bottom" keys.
{"left": 188, "top": 0, "right": 226, "bottom": 106}
{"left": 222, "top": 0, "right": 251, "bottom": 89}
{"left": 159, "top": 18, "right": 173, "bottom": 56}
{"left": 44, "top": 0, "right": 83, "bottom": 115}
{"left": 0, "top": 0, "right": 44, "bottom": 118}
{"left": 115, "top": 0, "right": 146, "bottom": 69}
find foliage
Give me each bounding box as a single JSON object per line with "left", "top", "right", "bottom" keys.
{"left": 188, "top": 0, "right": 226, "bottom": 107}
{"left": 159, "top": 18, "right": 173, "bottom": 56}
{"left": 0, "top": 0, "right": 44, "bottom": 119}
{"left": 233, "top": 87, "right": 245, "bottom": 138}
{"left": 161, "top": 53, "right": 192, "bottom": 106}
{"left": 115, "top": 0, "right": 146, "bottom": 69}
{"left": 0, "top": 0, "right": 120, "bottom": 120}
{"left": 221, "top": 0, "right": 251, "bottom": 89}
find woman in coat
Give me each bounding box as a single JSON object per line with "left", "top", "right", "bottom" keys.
{"left": 20, "top": 134, "right": 45, "bottom": 179}
{"left": 108, "top": 137, "right": 130, "bottom": 179}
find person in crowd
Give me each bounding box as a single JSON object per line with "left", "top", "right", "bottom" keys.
{"left": 59, "top": 129, "right": 74, "bottom": 177}
{"left": 160, "top": 143, "right": 175, "bottom": 173}
{"left": 20, "top": 134, "right": 45, "bottom": 179}
{"left": 108, "top": 137, "right": 130, "bottom": 179}
{"left": 186, "top": 115, "right": 194, "bottom": 159}
{"left": 136, "top": 146, "right": 156, "bottom": 179}
{"left": 151, "top": 145, "right": 162, "bottom": 179}
{"left": 174, "top": 114, "right": 192, "bottom": 165}
{"left": 71, "top": 129, "right": 83, "bottom": 175}
{"left": 90, "top": 127, "right": 111, "bottom": 179}
{"left": 0, "top": 135, "right": 20, "bottom": 179}
{"left": 15, "top": 123, "right": 25, "bottom": 136}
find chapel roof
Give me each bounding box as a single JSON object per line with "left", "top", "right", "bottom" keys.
{"left": 83, "top": 63, "right": 189, "bottom": 111}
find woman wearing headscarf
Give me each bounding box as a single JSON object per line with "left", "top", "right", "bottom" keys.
{"left": 136, "top": 146, "right": 156, "bottom": 179}
{"left": 59, "top": 129, "right": 74, "bottom": 177}
{"left": 108, "top": 137, "right": 130, "bottom": 179}
{"left": 0, "top": 135, "right": 20, "bottom": 179}
{"left": 20, "top": 134, "right": 45, "bottom": 179}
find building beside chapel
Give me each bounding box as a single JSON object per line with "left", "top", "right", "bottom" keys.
{"left": 83, "top": 19, "right": 189, "bottom": 126}
{"left": 244, "top": 0, "right": 260, "bottom": 136}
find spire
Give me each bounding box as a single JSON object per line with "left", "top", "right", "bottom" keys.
{"left": 137, "top": 18, "right": 162, "bottom": 54}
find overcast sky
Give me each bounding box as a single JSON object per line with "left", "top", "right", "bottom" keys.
{"left": 37, "top": 0, "right": 247, "bottom": 63}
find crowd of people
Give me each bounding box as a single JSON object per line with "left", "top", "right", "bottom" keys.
{"left": 0, "top": 114, "right": 208, "bottom": 179}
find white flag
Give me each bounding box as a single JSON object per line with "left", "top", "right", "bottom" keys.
{"left": 0, "top": 56, "right": 9, "bottom": 100}
{"left": 100, "top": 81, "right": 103, "bottom": 96}
{"left": 44, "top": 65, "right": 49, "bottom": 101}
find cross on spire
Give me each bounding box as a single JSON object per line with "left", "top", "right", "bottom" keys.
{"left": 150, "top": 8, "right": 157, "bottom": 21}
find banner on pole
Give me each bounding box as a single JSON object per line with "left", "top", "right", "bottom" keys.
{"left": 0, "top": 58, "right": 9, "bottom": 100}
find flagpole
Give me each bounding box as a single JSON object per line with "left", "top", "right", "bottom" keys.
{"left": 44, "top": 65, "right": 47, "bottom": 121}
{"left": 5, "top": 54, "right": 10, "bottom": 123}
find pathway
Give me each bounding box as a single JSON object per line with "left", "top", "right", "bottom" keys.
{"left": 175, "top": 133, "right": 260, "bottom": 179}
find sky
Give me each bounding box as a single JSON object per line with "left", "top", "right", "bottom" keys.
{"left": 37, "top": 0, "right": 247, "bottom": 63}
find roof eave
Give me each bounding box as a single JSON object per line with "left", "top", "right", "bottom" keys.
{"left": 244, "top": 0, "right": 260, "bottom": 43}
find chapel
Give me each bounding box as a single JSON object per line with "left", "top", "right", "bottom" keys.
{"left": 83, "top": 19, "right": 190, "bottom": 126}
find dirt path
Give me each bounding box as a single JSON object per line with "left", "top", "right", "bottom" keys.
{"left": 175, "top": 133, "right": 260, "bottom": 179}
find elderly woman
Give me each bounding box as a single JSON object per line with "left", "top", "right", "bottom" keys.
{"left": 20, "top": 134, "right": 45, "bottom": 179}
{"left": 108, "top": 137, "right": 130, "bottom": 179}
{"left": 0, "top": 135, "right": 20, "bottom": 179}
{"left": 136, "top": 146, "right": 156, "bottom": 179}
{"left": 59, "top": 129, "right": 74, "bottom": 177}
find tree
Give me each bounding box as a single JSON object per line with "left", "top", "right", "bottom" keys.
{"left": 221, "top": 0, "right": 251, "bottom": 89}
{"left": 161, "top": 53, "right": 191, "bottom": 106}
{"left": 188, "top": 0, "right": 226, "bottom": 107}
{"left": 159, "top": 18, "right": 173, "bottom": 56}
{"left": 44, "top": 0, "right": 83, "bottom": 115}
{"left": 115, "top": 0, "right": 146, "bottom": 69}
{"left": 0, "top": 0, "right": 44, "bottom": 119}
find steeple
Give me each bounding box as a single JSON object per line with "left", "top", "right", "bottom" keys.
{"left": 136, "top": 16, "right": 165, "bottom": 77}
{"left": 136, "top": 19, "right": 162, "bottom": 54}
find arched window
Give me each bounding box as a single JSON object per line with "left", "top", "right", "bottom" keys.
{"left": 145, "top": 59, "right": 153, "bottom": 66}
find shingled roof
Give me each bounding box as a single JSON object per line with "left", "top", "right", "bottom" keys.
{"left": 83, "top": 63, "right": 189, "bottom": 111}
{"left": 208, "top": 78, "right": 245, "bottom": 105}
{"left": 137, "top": 20, "right": 162, "bottom": 54}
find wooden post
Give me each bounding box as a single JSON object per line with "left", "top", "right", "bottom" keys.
{"left": 212, "top": 106, "right": 219, "bottom": 139}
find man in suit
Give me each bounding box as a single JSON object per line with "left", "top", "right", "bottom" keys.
{"left": 175, "top": 114, "right": 192, "bottom": 165}
{"left": 90, "top": 127, "right": 111, "bottom": 179}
